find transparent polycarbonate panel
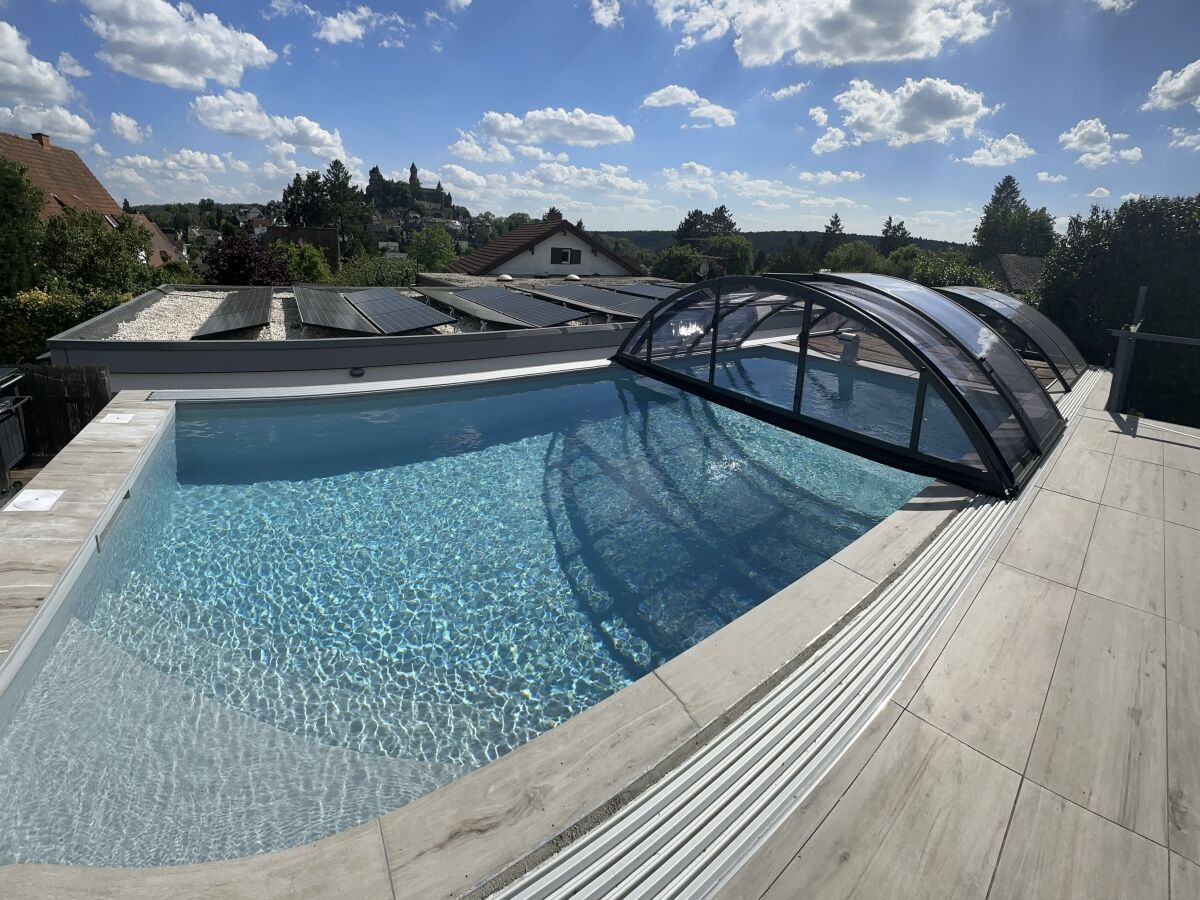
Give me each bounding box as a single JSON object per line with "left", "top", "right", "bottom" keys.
{"left": 834, "top": 275, "right": 1062, "bottom": 451}
{"left": 918, "top": 383, "right": 986, "bottom": 470}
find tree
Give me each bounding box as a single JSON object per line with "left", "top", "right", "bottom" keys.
{"left": 407, "top": 225, "right": 457, "bottom": 271}
{"left": 823, "top": 240, "right": 893, "bottom": 274}
{"left": 0, "top": 157, "right": 43, "bottom": 297}
{"left": 767, "top": 236, "right": 818, "bottom": 273}
{"left": 817, "top": 213, "right": 845, "bottom": 261}
{"left": 675, "top": 208, "right": 712, "bottom": 245}
{"left": 40, "top": 209, "right": 154, "bottom": 296}
{"left": 706, "top": 233, "right": 754, "bottom": 276}
{"left": 906, "top": 248, "right": 998, "bottom": 290}
{"left": 973, "top": 175, "right": 1056, "bottom": 259}
{"left": 651, "top": 244, "right": 704, "bottom": 281}
{"left": 274, "top": 240, "right": 333, "bottom": 283}
{"left": 323, "top": 159, "right": 370, "bottom": 253}
{"left": 878, "top": 216, "right": 912, "bottom": 256}
{"left": 708, "top": 205, "right": 738, "bottom": 235}
{"left": 122, "top": 198, "right": 132, "bottom": 214}
{"left": 282, "top": 171, "right": 330, "bottom": 227}
{"left": 201, "top": 232, "right": 291, "bottom": 285}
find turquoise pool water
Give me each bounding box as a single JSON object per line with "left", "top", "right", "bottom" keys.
{"left": 0, "top": 364, "right": 927, "bottom": 866}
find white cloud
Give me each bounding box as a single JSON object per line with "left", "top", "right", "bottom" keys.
{"left": 1086, "top": 186, "right": 1110, "bottom": 198}
{"left": 0, "top": 104, "right": 93, "bottom": 142}
{"left": 440, "top": 162, "right": 488, "bottom": 190}
{"left": 515, "top": 144, "right": 569, "bottom": 163}
{"left": 190, "top": 90, "right": 359, "bottom": 170}
{"left": 1142, "top": 58, "right": 1200, "bottom": 112}
{"left": 651, "top": 0, "right": 999, "bottom": 66}
{"left": 448, "top": 130, "right": 515, "bottom": 162}
{"left": 643, "top": 84, "right": 736, "bottom": 127}
{"left": 82, "top": 0, "right": 276, "bottom": 90}
{"left": 57, "top": 52, "right": 90, "bottom": 78}
{"left": 1092, "top": 0, "right": 1135, "bottom": 10}
{"left": 661, "top": 161, "right": 855, "bottom": 209}
{"left": 795, "top": 169, "right": 864, "bottom": 184}
{"left": 1058, "top": 117, "right": 1140, "bottom": 168}
{"left": 513, "top": 161, "right": 648, "bottom": 195}
{"left": 110, "top": 111, "right": 152, "bottom": 143}
{"left": 811, "top": 126, "right": 847, "bottom": 155}
{"left": 0, "top": 21, "right": 73, "bottom": 105}
{"left": 480, "top": 107, "right": 634, "bottom": 147}
{"left": 661, "top": 161, "right": 719, "bottom": 199}
{"left": 834, "top": 77, "right": 993, "bottom": 146}
{"left": 769, "top": 81, "right": 810, "bottom": 101}
{"left": 1121, "top": 192, "right": 1140, "bottom": 201}
{"left": 895, "top": 196, "right": 912, "bottom": 202}
{"left": 315, "top": 5, "right": 408, "bottom": 44}
{"left": 1037, "top": 171, "right": 1067, "bottom": 183}
{"left": 808, "top": 105, "right": 828, "bottom": 127}
{"left": 445, "top": 0, "right": 471, "bottom": 10}
{"left": 164, "top": 147, "right": 225, "bottom": 172}
{"left": 1169, "top": 127, "right": 1200, "bottom": 151}
{"left": 224, "top": 151, "right": 250, "bottom": 173}
{"left": 591, "top": 0, "right": 622, "bottom": 27}
{"left": 91, "top": 142, "right": 110, "bottom": 156}
{"left": 753, "top": 200, "right": 790, "bottom": 209}
{"left": 957, "top": 132, "right": 1035, "bottom": 166}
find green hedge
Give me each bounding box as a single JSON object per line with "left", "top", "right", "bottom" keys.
{"left": 0, "top": 289, "right": 128, "bottom": 363}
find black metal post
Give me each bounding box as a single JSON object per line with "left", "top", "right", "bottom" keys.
{"left": 1107, "top": 285, "right": 1147, "bottom": 414}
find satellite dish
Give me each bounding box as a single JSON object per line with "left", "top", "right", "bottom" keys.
{"left": 565, "top": 273, "right": 581, "bottom": 281}
{"left": 497, "top": 274, "right": 513, "bottom": 282}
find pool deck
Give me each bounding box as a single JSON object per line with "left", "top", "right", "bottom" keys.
{"left": 1, "top": 369, "right": 1198, "bottom": 897}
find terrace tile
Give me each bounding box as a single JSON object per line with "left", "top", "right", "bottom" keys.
{"left": 1000, "top": 490, "right": 1098, "bottom": 586}
{"left": 1165, "top": 467, "right": 1200, "bottom": 530}
{"left": 1042, "top": 447, "right": 1112, "bottom": 503}
{"left": 1166, "top": 523, "right": 1200, "bottom": 631}
{"left": 1101, "top": 455, "right": 1165, "bottom": 519}
{"left": 1163, "top": 433, "right": 1200, "bottom": 475}
{"left": 762, "top": 711, "right": 1017, "bottom": 900}
{"left": 1173, "top": 853, "right": 1200, "bottom": 900}
{"left": 1114, "top": 428, "right": 1167, "bottom": 464}
{"left": 1026, "top": 592, "right": 1167, "bottom": 844}
{"left": 1167, "top": 620, "right": 1200, "bottom": 865}
{"left": 1078, "top": 505, "right": 1165, "bottom": 615}
{"left": 1067, "top": 416, "right": 1120, "bottom": 454}
{"left": 909, "top": 563, "right": 1073, "bottom": 772}
{"left": 988, "top": 781, "right": 1168, "bottom": 900}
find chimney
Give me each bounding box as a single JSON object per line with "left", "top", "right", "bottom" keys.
{"left": 31, "top": 133, "right": 50, "bottom": 148}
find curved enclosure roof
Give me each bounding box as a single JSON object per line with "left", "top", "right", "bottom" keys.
{"left": 936, "top": 285, "right": 1088, "bottom": 390}
{"left": 614, "top": 274, "right": 1066, "bottom": 497}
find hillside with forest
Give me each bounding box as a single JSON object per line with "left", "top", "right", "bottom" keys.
{"left": 595, "top": 229, "right": 967, "bottom": 259}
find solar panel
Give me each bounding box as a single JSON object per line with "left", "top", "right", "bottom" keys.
{"left": 294, "top": 286, "right": 379, "bottom": 334}
{"left": 456, "top": 286, "right": 584, "bottom": 327}
{"left": 535, "top": 283, "right": 657, "bottom": 317}
{"left": 607, "top": 283, "right": 681, "bottom": 300}
{"left": 345, "top": 287, "right": 454, "bottom": 334}
{"left": 191, "top": 287, "right": 274, "bottom": 338}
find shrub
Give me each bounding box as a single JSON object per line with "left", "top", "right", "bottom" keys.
{"left": 201, "top": 232, "right": 291, "bottom": 285}
{"left": 328, "top": 252, "right": 418, "bottom": 287}
{"left": 0, "top": 289, "right": 126, "bottom": 363}
{"left": 651, "top": 244, "right": 704, "bottom": 281}
{"left": 275, "top": 241, "right": 333, "bottom": 283}
{"left": 407, "top": 225, "right": 457, "bottom": 272}
{"left": 905, "top": 248, "right": 999, "bottom": 289}
{"left": 822, "top": 240, "right": 894, "bottom": 274}
{"left": 706, "top": 233, "right": 754, "bottom": 276}
{"left": 155, "top": 260, "right": 204, "bottom": 285}
{"left": 0, "top": 157, "right": 43, "bottom": 297}
{"left": 39, "top": 208, "right": 155, "bottom": 296}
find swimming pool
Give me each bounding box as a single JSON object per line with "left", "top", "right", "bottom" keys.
{"left": 0, "top": 363, "right": 927, "bottom": 867}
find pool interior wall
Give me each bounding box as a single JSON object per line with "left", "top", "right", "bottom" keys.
{"left": 0, "top": 363, "right": 928, "bottom": 868}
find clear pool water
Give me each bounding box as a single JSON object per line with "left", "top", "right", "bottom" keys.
{"left": 0, "top": 363, "right": 927, "bottom": 866}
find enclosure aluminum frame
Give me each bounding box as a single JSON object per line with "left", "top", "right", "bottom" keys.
{"left": 614, "top": 274, "right": 1066, "bottom": 498}
{"left": 935, "top": 285, "right": 1088, "bottom": 390}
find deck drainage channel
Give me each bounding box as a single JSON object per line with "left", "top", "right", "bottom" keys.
{"left": 495, "top": 368, "right": 1100, "bottom": 899}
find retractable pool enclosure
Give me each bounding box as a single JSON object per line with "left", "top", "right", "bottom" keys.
{"left": 614, "top": 274, "right": 1067, "bottom": 497}
{"left": 936, "top": 285, "right": 1089, "bottom": 390}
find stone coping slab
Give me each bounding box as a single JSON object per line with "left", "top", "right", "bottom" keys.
{"left": 0, "top": 391, "right": 969, "bottom": 899}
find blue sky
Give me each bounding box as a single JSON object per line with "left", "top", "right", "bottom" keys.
{"left": 1, "top": 0, "right": 1198, "bottom": 240}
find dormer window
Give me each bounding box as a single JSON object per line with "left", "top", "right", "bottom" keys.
{"left": 551, "top": 247, "right": 581, "bottom": 265}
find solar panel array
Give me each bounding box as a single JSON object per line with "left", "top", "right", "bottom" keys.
{"left": 456, "top": 286, "right": 584, "bottom": 327}
{"left": 191, "top": 287, "right": 274, "bottom": 338}
{"left": 294, "top": 286, "right": 378, "bottom": 334}
{"left": 536, "top": 283, "right": 658, "bottom": 317}
{"left": 607, "top": 282, "right": 681, "bottom": 300}
{"left": 346, "top": 287, "right": 455, "bottom": 334}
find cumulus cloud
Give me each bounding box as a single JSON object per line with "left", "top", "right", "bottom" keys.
{"left": 642, "top": 84, "right": 736, "bottom": 127}
{"left": 445, "top": 0, "right": 471, "bottom": 10}
{"left": 1086, "top": 186, "right": 1110, "bottom": 198}
{"left": 661, "top": 161, "right": 855, "bottom": 208}
{"left": 448, "top": 130, "right": 515, "bottom": 163}
{"left": 957, "top": 132, "right": 1035, "bottom": 166}
{"left": 0, "top": 104, "right": 94, "bottom": 142}
{"left": 808, "top": 105, "right": 828, "bottom": 127}
{"left": 190, "top": 90, "right": 359, "bottom": 169}
{"left": 1093, "top": 0, "right": 1135, "bottom": 11}
{"left": 652, "top": 0, "right": 999, "bottom": 66}
{"left": 591, "top": 0, "right": 622, "bottom": 27}
{"left": 224, "top": 151, "right": 250, "bottom": 173}
{"left": 896, "top": 196, "right": 912, "bottom": 202}
{"left": 316, "top": 5, "right": 408, "bottom": 44}
{"left": 834, "top": 77, "right": 993, "bottom": 146}
{"left": 795, "top": 169, "right": 864, "bottom": 184}
{"left": 91, "top": 142, "right": 110, "bottom": 157}
{"left": 110, "top": 111, "right": 152, "bottom": 143}
{"left": 1142, "top": 58, "right": 1200, "bottom": 112}
{"left": 479, "top": 107, "right": 634, "bottom": 147}
{"left": 515, "top": 144, "right": 568, "bottom": 162}
{"left": 1121, "top": 192, "right": 1140, "bottom": 201}
{"left": 752, "top": 200, "right": 790, "bottom": 209}
{"left": 811, "top": 126, "right": 848, "bottom": 155}
{"left": 440, "top": 162, "right": 488, "bottom": 190}
{"left": 1058, "top": 117, "right": 1140, "bottom": 168}
{"left": 82, "top": 0, "right": 276, "bottom": 90}
{"left": 1037, "top": 171, "right": 1067, "bottom": 183}
{"left": 769, "top": 81, "right": 810, "bottom": 101}
{"left": 0, "top": 21, "right": 73, "bottom": 105}
{"left": 57, "top": 52, "right": 90, "bottom": 78}
{"left": 1169, "top": 127, "right": 1200, "bottom": 151}
{"left": 512, "top": 161, "right": 648, "bottom": 195}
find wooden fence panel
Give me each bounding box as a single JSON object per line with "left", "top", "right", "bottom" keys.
{"left": 16, "top": 364, "right": 112, "bottom": 461}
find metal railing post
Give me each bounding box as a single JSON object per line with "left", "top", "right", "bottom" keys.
{"left": 1106, "top": 285, "right": 1147, "bottom": 414}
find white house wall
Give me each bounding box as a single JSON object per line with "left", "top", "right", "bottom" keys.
{"left": 491, "top": 230, "right": 632, "bottom": 277}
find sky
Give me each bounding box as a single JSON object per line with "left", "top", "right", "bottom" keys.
{"left": 1, "top": 0, "right": 1198, "bottom": 241}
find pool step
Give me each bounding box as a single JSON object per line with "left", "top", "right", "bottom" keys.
{"left": 0, "top": 618, "right": 465, "bottom": 867}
